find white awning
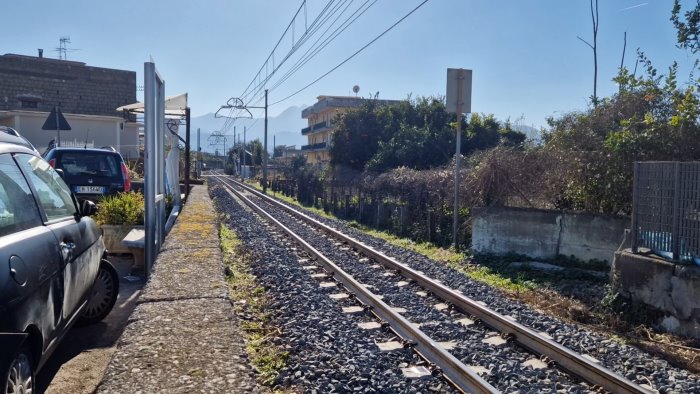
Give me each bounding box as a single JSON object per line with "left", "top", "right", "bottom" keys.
{"left": 117, "top": 93, "right": 188, "bottom": 116}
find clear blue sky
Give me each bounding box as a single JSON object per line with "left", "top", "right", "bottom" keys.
{"left": 4, "top": 1, "right": 697, "bottom": 130}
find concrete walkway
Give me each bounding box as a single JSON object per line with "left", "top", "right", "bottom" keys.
{"left": 97, "top": 185, "right": 258, "bottom": 393}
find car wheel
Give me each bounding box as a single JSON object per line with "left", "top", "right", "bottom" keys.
{"left": 80, "top": 260, "right": 119, "bottom": 325}
{"left": 4, "top": 345, "right": 34, "bottom": 394}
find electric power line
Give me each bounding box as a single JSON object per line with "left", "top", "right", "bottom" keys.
{"left": 270, "top": 0, "right": 431, "bottom": 106}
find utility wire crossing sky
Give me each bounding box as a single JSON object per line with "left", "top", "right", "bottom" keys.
{"left": 3, "top": 0, "right": 697, "bottom": 131}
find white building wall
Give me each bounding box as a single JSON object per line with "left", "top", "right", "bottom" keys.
{"left": 2, "top": 111, "right": 139, "bottom": 158}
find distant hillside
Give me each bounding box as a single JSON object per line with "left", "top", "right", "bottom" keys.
{"left": 514, "top": 124, "right": 541, "bottom": 141}
{"left": 190, "top": 105, "right": 308, "bottom": 153}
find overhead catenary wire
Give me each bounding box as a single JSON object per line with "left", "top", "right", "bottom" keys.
{"left": 221, "top": 0, "right": 431, "bottom": 134}
{"left": 238, "top": 0, "right": 349, "bottom": 105}
{"left": 221, "top": 0, "right": 360, "bottom": 134}
{"left": 221, "top": 0, "right": 346, "bottom": 133}
{"left": 268, "top": 0, "right": 378, "bottom": 93}
{"left": 238, "top": 0, "right": 343, "bottom": 104}
{"left": 270, "top": 0, "right": 431, "bottom": 107}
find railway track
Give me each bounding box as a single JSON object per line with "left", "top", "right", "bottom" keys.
{"left": 210, "top": 174, "right": 654, "bottom": 394}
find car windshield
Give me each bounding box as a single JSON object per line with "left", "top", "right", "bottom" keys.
{"left": 60, "top": 152, "right": 119, "bottom": 178}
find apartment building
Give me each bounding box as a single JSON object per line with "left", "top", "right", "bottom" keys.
{"left": 300, "top": 95, "right": 401, "bottom": 165}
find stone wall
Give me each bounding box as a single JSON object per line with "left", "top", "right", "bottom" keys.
{"left": 472, "top": 206, "right": 629, "bottom": 264}
{"left": 0, "top": 54, "right": 135, "bottom": 117}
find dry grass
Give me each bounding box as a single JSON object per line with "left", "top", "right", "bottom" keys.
{"left": 511, "top": 281, "right": 700, "bottom": 374}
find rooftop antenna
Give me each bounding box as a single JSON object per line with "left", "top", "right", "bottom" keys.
{"left": 352, "top": 85, "right": 360, "bottom": 97}
{"left": 55, "top": 36, "right": 79, "bottom": 60}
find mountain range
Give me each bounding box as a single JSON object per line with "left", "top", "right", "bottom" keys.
{"left": 190, "top": 105, "right": 308, "bottom": 153}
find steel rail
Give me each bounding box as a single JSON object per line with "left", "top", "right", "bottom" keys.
{"left": 224, "top": 177, "right": 653, "bottom": 394}
{"left": 215, "top": 176, "right": 499, "bottom": 394}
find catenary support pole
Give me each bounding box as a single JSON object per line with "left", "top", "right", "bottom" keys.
{"left": 242, "top": 126, "right": 246, "bottom": 182}
{"left": 263, "top": 89, "right": 269, "bottom": 193}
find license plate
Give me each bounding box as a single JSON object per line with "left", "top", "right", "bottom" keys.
{"left": 75, "top": 186, "right": 106, "bottom": 194}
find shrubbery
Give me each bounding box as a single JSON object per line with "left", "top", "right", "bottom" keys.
{"left": 94, "top": 192, "right": 145, "bottom": 226}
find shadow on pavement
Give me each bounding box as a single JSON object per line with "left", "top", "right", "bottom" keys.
{"left": 36, "top": 255, "right": 144, "bottom": 393}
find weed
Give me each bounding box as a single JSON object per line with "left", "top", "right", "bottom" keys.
{"left": 219, "top": 224, "right": 287, "bottom": 387}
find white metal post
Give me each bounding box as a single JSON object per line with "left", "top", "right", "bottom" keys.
{"left": 453, "top": 70, "right": 463, "bottom": 250}
{"left": 144, "top": 62, "right": 166, "bottom": 278}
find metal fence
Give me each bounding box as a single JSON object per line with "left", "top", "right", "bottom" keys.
{"left": 631, "top": 162, "right": 700, "bottom": 263}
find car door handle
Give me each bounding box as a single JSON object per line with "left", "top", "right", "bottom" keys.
{"left": 60, "top": 242, "right": 76, "bottom": 264}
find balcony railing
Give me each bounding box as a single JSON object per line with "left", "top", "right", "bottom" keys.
{"left": 301, "top": 121, "right": 330, "bottom": 135}
{"left": 301, "top": 141, "right": 328, "bottom": 151}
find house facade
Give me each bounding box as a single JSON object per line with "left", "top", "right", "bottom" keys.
{"left": 0, "top": 53, "right": 140, "bottom": 158}
{"left": 301, "top": 95, "right": 401, "bottom": 165}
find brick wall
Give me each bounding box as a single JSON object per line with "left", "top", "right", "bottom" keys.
{"left": 0, "top": 54, "right": 136, "bottom": 117}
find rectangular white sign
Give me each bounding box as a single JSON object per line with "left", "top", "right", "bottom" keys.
{"left": 446, "top": 68, "right": 472, "bottom": 114}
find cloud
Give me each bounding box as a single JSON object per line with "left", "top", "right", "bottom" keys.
{"left": 617, "top": 3, "right": 649, "bottom": 12}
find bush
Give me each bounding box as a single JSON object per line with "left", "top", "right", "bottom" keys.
{"left": 94, "top": 192, "right": 145, "bottom": 225}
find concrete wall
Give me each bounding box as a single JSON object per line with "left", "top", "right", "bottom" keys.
{"left": 472, "top": 206, "right": 629, "bottom": 264}
{"left": 612, "top": 250, "right": 700, "bottom": 338}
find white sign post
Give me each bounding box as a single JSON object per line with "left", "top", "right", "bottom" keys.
{"left": 446, "top": 68, "right": 472, "bottom": 250}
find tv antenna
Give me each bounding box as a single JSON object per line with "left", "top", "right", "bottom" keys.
{"left": 55, "top": 36, "right": 79, "bottom": 60}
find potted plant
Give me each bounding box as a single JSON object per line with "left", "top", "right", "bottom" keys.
{"left": 94, "top": 192, "right": 145, "bottom": 254}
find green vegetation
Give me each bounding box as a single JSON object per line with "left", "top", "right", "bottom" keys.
{"left": 347, "top": 221, "right": 535, "bottom": 294}
{"left": 94, "top": 192, "right": 144, "bottom": 225}
{"left": 330, "top": 96, "right": 526, "bottom": 172}
{"left": 224, "top": 139, "right": 264, "bottom": 175}
{"left": 219, "top": 224, "right": 287, "bottom": 386}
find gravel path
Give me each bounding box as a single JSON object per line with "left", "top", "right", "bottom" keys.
{"left": 213, "top": 179, "right": 700, "bottom": 394}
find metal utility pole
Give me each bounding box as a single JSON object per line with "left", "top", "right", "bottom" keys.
{"left": 446, "top": 68, "right": 472, "bottom": 251}
{"left": 453, "top": 94, "right": 462, "bottom": 251}
{"left": 242, "top": 126, "right": 246, "bottom": 182}
{"left": 208, "top": 131, "right": 228, "bottom": 170}
{"left": 263, "top": 89, "right": 269, "bottom": 193}
{"left": 233, "top": 126, "right": 237, "bottom": 175}
{"left": 215, "top": 93, "right": 269, "bottom": 188}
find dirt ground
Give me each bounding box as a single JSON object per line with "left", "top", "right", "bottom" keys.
{"left": 36, "top": 255, "right": 144, "bottom": 394}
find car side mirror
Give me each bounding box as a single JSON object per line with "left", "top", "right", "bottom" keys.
{"left": 55, "top": 168, "right": 65, "bottom": 179}
{"left": 80, "top": 200, "right": 98, "bottom": 216}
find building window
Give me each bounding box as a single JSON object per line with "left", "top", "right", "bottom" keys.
{"left": 21, "top": 101, "right": 38, "bottom": 109}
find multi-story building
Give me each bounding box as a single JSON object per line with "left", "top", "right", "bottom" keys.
{"left": 0, "top": 52, "right": 140, "bottom": 158}
{"left": 300, "top": 95, "right": 401, "bottom": 165}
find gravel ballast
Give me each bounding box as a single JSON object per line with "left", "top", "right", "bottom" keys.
{"left": 214, "top": 179, "right": 700, "bottom": 394}
{"left": 212, "top": 183, "right": 458, "bottom": 393}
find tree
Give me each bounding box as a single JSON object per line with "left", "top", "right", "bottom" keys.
{"left": 331, "top": 96, "right": 525, "bottom": 173}
{"left": 542, "top": 51, "right": 700, "bottom": 214}
{"left": 578, "top": 0, "right": 600, "bottom": 106}
{"left": 239, "top": 139, "right": 263, "bottom": 166}
{"left": 671, "top": 0, "right": 700, "bottom": 54}
{"left": 366, "top": 97, "right": 454, "bottom": 172}
{"left": 330, "top": 99, "right": 386, "bottom": 171}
